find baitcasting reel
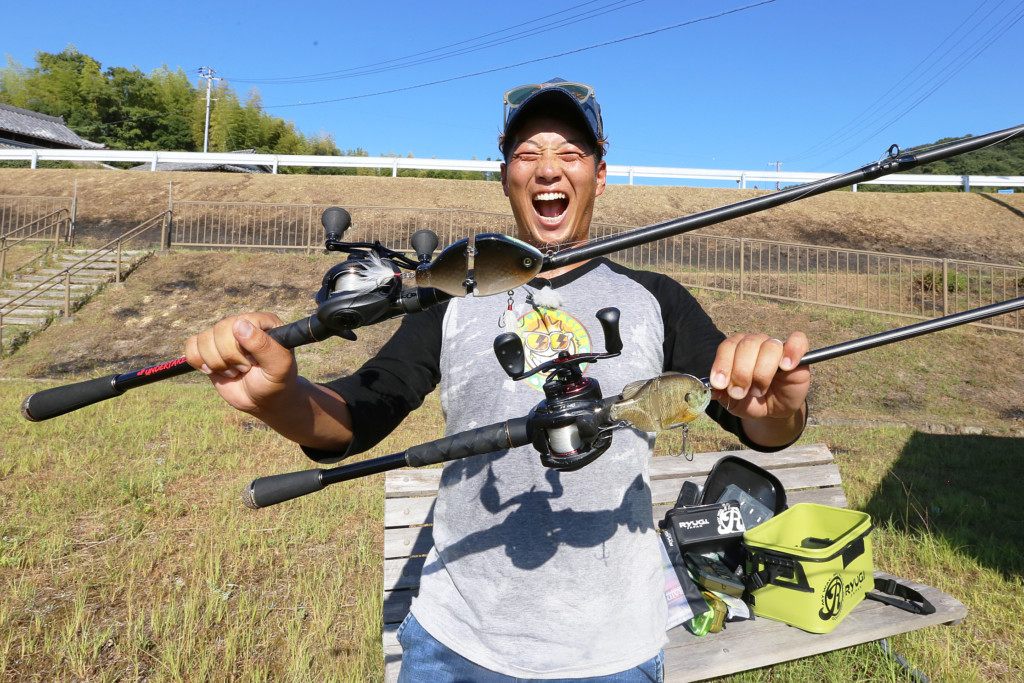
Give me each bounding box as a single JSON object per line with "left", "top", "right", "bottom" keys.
{"left": 314, "top": 207, "right": 544, "bottom": 332}
{"left": 493, "top": 308, "right": 624, "bottom": 471}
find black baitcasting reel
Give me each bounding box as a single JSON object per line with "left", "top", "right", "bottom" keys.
{"left": 493, "top": 307, "right": 624, "bottom": 472}
{"left": 313, "top": 207, "right": 544, "bottom": 333}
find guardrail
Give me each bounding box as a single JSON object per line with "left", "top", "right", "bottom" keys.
{"left": 2, "top": 148, "right": 1023, "bottom": 190}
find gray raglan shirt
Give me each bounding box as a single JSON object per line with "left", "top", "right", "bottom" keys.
{"left": 314, "top": 258, "right": 773, "bottom": 678}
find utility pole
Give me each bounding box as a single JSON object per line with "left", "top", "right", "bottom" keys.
{"left": 198, "top": 67, "right": 221, "bottom": 154}
{"left": 770, "top": 161, "right": 782, "bottom": 191}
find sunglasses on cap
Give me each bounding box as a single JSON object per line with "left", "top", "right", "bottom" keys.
{"left": 502, "top": 80, "right": 603, "bottom": 141}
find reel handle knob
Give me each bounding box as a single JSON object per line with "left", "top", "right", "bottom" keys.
{"left": 321, "top": 207, "right": 352, "bottom": 241}
{"left": 494, "top": 331, "right": 526, "bottom": 378}
{"left": 411, "top": 230, "right": 439, "bottom": 263}
{"left": 596, "top": 307, "right": 622, "bottom": 354}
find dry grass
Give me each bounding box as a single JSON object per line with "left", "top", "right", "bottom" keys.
{"left": 3, "top": 168, "right": 1024, "bottom": 265}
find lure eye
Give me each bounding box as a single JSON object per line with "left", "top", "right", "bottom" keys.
{"left": 684, "top": 392, "right": 693, "bottom": 404}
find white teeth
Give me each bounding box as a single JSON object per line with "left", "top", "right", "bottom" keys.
{"left": 534, "top": 192, "right": 566, "bottom": 201}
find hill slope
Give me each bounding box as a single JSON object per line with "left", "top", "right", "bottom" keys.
{"left": 2, "top": 169, "right": 1024, "bottom": 265}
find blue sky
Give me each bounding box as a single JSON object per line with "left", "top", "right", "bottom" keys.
{"left": 4, "top": 0, "right": 1022, "bottom": 180}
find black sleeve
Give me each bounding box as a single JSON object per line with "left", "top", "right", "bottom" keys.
{"left": 614, "top": 266, "right": 804, "bottom": 453}
{"left": 301, "top": 303, "right": 446, "bottom": 463}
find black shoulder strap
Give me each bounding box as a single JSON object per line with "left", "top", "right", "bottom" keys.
{"left": 865, "top": 577, "right": 936, "bottom": 615}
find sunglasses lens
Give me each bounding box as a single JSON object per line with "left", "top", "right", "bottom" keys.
{"left": 505, "top": 83, "right": 593, "bottom": 108}
{"left": 560, "top": 84, "right": 592, "bottom": 102}
{"left": 505, "top": 85, "right": 539, "bottom": 107}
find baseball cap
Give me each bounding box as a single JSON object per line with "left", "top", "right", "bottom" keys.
{"left": 502, "top": 78, "right": 604, "bottom": 151}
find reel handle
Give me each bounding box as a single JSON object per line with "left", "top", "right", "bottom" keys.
{"left": 321, "top": 207, "right": 351, "bottom": 241}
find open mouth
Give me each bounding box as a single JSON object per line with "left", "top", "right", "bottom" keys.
{"left": 533, "top": 192, "right": 569, "bottom": 227}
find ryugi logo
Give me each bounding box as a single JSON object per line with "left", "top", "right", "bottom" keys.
{"left": 716, "top": 505, "right": 745, "bottom": 535}
{"left": 818, "top": 570, "right": 867, "bottom": 621}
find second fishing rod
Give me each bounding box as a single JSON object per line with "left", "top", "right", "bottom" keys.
{"left": 241, "top": 291, "right": 1024, "bottom": 510}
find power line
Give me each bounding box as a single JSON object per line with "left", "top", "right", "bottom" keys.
{"left": 260, "top": 0, "right": 780, "bottom": 111}
{"left": 810, "top": 0, "right": 1024, "bottom": 170}
{"left": 224, "top": 0, "right": 642, "bottom": 84}
{"left": 786, "top": 0, "right": 1024, "bottom": 169}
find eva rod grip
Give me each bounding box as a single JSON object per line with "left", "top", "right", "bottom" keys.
{"left": 242, "top": 468, "right": 326, "bottom": 509}
{"left": 21, "top": 374, "right": 123, "bottom": 422}
{"left": 404, "top": 416, "right": 532, "bottom": 468}
{"left": 266, "top": 315, "right": 353, "bottom": 347}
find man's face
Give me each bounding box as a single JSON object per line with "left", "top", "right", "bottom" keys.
{"left": 500, "top": 115, "right": 607, "bottom": 249}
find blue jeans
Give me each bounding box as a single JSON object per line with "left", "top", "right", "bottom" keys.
{"left": 396, "top": 612, "right": 664, "bottom": 683}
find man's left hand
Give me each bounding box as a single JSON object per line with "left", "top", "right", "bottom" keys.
{"left": 709, "top": 332, "right": 810, "bottom": 422}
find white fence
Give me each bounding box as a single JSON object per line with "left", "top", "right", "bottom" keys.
{"left": 2, "top": 148, "right": 1023, "bottom": 191}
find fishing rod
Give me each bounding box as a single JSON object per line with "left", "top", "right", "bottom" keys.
{"left": 543, "top": 122, "right": 1024, "bottom": 270}
{"left": 20, "top": 208, "right": 544, "bottom": 421}
{"left": 243, "top": 292, "right": 1024, "bottom": 509}
{"left": 243, "top": 307, "right": 713, "bottom": 508}
{"left": 19, "top": 122, "right": 1024, "bottom": 422}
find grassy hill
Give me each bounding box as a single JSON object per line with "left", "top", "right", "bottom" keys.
{"left": 2, "top": 168, "right": 1024, "bottom": 265}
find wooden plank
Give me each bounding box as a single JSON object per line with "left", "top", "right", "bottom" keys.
{"left": 662, "top": 572, "right": 966, "bottom": 682}
{"left": 382, "top": 622, "right": 402, "bottom": 683}
{"left": 385, "top": 655, "right": 401, "bottom": 683}
{"left": 383, "top": 588, "right": 417, "bottom": 626}
{"left": 385, "top": 496, "right": 435, "bottom": 528}
{"left": 384, "top": 556, "right": 427, "bottom": 592}
{"left": 385, "top": 469, "right": 443, "bottom": 498}
{"left": 649, "top": 463, "right": 841, "bottom": 506}
{"left": 383, "top": 444, "right": 836, "bottom": 499}
{"left": 648, "top": 443, "right": 834, "bottom": 481}
{"left": 785, "top": 486, "right": 847, "bottom": 508}
{"left": 384, "top": 526, "right": 435, "bottom": 559}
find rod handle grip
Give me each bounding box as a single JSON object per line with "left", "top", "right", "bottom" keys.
{"left": 21, "top": 374, "right": 122, "bottom": 422}
{"left": 404, "top": 417, "right": 531, "bottom": 467}
{"left": 266, "top": 315, "right": 353, "bottom": 349}
{"left": 243, "top": 468, "right": 325, "bottom": 509}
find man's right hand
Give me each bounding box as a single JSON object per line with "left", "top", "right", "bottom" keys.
{"left": 184, "top": 312, "right": 297, "bottom": 414}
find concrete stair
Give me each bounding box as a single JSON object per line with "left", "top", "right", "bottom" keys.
{"left": 1, "top": 248, "right": 151, "bottom": 352}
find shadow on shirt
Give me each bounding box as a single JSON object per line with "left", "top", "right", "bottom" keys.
{"left": 421, "top": 465, "right": 654, "bottom": 573}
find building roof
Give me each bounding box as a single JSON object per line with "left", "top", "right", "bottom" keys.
{"left": 0, "top": 102, "right": 105, "bottom": 149}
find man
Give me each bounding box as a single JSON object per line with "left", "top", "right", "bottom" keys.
{"left": 185, "top": 78, "right": 809, "bottom": 682}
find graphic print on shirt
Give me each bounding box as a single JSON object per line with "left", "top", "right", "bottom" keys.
{"left": 517, "top": 308, "right": 591, "bottom": 391}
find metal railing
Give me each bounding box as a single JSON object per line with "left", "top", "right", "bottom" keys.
{"left": 1, "top": 209, "right": 71, "bottom": 278}
{"left": 165, "top": 201, "right": 1024, "bottom": 333}
{"left": 167, "top": 202, "right": 520, "bottom": 251}
{"left": 0, "top": 212, "right": 165, "bottom": 352}
{"left": 0, "top": 195, "right": 74, "bottom": 240}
